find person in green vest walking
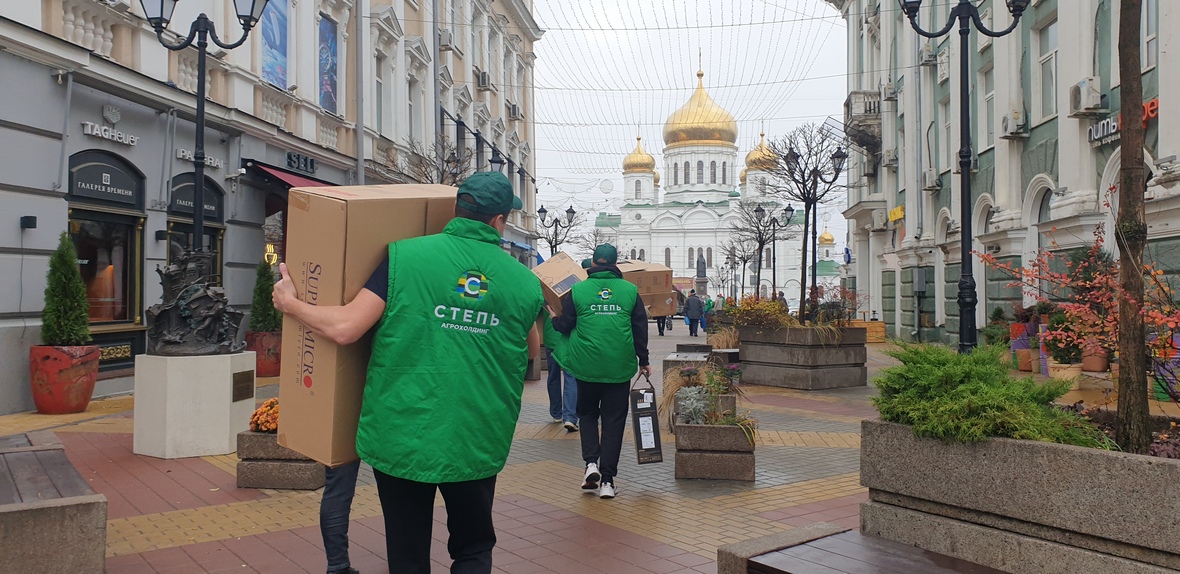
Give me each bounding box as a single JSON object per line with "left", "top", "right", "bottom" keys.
{"left": 543, "top": 313, "right": 578, "bottom": 432}
{"left": 553, "top": 244, "right": 651, "bottom": 499}
{"left": 272, "top": 172, "right": 544, "bottom": 574}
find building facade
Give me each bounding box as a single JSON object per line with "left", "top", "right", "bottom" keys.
{"left": 827, "top": 0, "right": 1175, "bottom": 344}
{"left": 596, "top": 71, "right": 842, "bottom": 304}
{"left": 0, "top": 0, "right": 541, "bottom": 414}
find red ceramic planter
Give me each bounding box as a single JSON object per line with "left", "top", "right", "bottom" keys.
{"left": 28, "top": 345, "right": 100, "bottom": 414}
{"left": 245, "top": 331, "right": 282, "bottom": 377}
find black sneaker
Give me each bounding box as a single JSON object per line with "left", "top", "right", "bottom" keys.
{"left": 328, "top": 568, "right": 360, "bottom": 574}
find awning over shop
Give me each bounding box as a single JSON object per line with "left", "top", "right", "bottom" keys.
{"left": 254, "top": 164, "right": 329, "bottom": 188}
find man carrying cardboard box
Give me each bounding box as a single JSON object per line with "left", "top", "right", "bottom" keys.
{"left": 273, "top": 171, "right": 544, "bottom": 574}
{"left": 553, "top": 244, "right": 651, "bottom": 499}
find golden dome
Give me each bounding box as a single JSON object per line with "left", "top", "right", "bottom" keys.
{"left": 663, "top": 71, "right": 738, "bottom": 147}
{"left": 653, "top": 170, "right": 660, "bottom": 185}
{"left": 744, "top": 132, "right": 777, "bottom": 171}
{"left": 622, "top": 136, "right": 656, "bottom": 173}
{"left": 739, "top": 167, "right": 748, "bottom": 184}
{"left": 818, "top": 227, "right": 836, "bottom": 246}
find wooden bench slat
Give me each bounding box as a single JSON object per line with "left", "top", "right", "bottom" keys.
{"left": 825, "top": 531, "right": 1007, "bottom": 573}
{"left": 0, "top": 434, "right": 32, "bottom": 450}
{"left": 35, "top": 449, "right": 94, "bottom": 498}
{"left": 5, "top": 451, "right": 61, "bottom": 502}
{"left": 751, "top": 552, "right": 847, "bottom": 574}
{"left": 779, "top": 544, "right": 908, "bottom": 574}
{"left": 806, "top": 532, "right": 1005, "bottom": 574}
{"left": 0, "top": 459, "right": 20, "bottom": 505}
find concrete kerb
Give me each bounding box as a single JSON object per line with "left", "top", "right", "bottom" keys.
{"left": 716, "top": 522, "right": 852, "bottom": 574}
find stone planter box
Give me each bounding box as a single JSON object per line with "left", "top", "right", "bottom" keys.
{"left": 674, "top": 423, "right": 754, "bottom": 481}
{"left": 860, "top": 419, "right": 1180, "bottom": 572}
{"left": 676, "top": 343, "right": 714, "bottom": 353}
{"left": 236, "top": 431, "right": 325, "bottom": 490}
{"left": 738, "top": 326, "right": 867, "bottom": 390}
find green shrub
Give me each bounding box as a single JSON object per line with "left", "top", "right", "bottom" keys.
{"left": 248, "top": 261, "right": 283, "bottom": 332}
{"left": 41, "top": 232, "right": 91, "bottom": 346}
{"left": 873, "top": 343, "right": 1113, "bottom": 449}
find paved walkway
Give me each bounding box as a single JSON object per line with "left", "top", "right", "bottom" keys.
{"left": 0, "top": 325, "right": 898, "bottom": 573}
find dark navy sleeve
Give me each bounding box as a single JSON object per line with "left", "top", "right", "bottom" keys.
{"left": 553, "top": 292, "right": 577, "bottom": 335}
{"left": 363, "top": 254, "right": 390, "bottom": 301}
{"left": 631, "top": 294, "right": 650, "bottom": 367}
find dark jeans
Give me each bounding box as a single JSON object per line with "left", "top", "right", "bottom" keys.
{"left": 688, "top": 318, "right": 700, "bottom": 336}
{"left": 545, "top": 347, "right": 578, "bottom": 423}
{"left": 576, "top": 380, "right": 630, "bottom": 482}
{"left": 321, "top": 459, "right": 361, "bottom": 573}
{"left": 656, "top": 316, "right": 666, "bottom": 335}
{"left": 373, "top": 470, "right": 498, "bottom": 574}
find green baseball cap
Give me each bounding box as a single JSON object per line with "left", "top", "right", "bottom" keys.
{"left": 592, "top": 244, "right": 618, "bottom": 266}
{"left": 581, "top": 258, "right": 592, "bottom": 269}
{"left": 455, "top": 172, "right": 522, "bottom": 214}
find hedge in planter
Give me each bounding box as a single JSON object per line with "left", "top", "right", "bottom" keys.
{"left": 29, "top": 232, "right": 100, "bottom": 414}
{"left": 245, "top": 261, "right": 283, "bottom": 377}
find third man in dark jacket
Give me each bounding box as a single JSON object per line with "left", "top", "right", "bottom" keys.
{"left": 554, "top": 244, "right": 650, "bottom": 499}
{"left": 684, "top": 290, "right": 704, "bottom": 337}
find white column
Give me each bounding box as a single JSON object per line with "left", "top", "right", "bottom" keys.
{"left": 1158, "top": 2, "right": 1180, "bottom": 161}
{"left": 1055, "top": 0, "right": 1100, "bottom": 216}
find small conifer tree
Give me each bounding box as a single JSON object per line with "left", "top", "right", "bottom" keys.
{"left": 248, "top": 261, "right": 283, "bottom": 332}
{"left": 42, "top": 232, "right": 91, "bottom": 346}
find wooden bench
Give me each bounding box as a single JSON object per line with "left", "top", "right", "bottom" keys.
{"left": 720, "top": 524, "right": 1007, "bottom": 574}
{"left": 0, "top": 431, "right": 107, "bottom": 573}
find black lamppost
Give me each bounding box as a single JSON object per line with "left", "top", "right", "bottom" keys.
{"left": 898, "top": 0, "right": 1029, "bottom": 353}
{"left": 489, "top": 148, "right": 506, "bottom": 172}
{"left": 755, "top": 203, "right": 796, "bottom": 300}
{"left": 537, "top": 204, "right": 576, "bottom": 256}
{"left": 783, "top": 146, "right": 846, "bottom": 319}
{"left": 140, "top": 0, "right": 269, "bottom": 259}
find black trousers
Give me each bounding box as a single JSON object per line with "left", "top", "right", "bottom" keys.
{"left": 373, "top": 469, "right": 498, "bottom": 574}
{"left": 576, "top": 380, "right": 630, "bottom": 481}
{"left": 688, "top": 318, "right": 700, "bottom": 336}
{"left": 656, "top": 317, "right": 666, "bottom": 335}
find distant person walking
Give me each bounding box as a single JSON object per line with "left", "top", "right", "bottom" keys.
{"left": 273, "top": 172, "right": 544, "bottom": 573}
{"left": 543, "top": 314, "right": 578, "bottom": 432}
{"left": 554, "top": 244, "right": 651, "bottom": 499}
{"left": 684, "top": 289, "right": 704, "bottom": 337}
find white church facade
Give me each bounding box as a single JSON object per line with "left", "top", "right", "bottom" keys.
{"left": 596, "top": 71, "right": 841, "bottom": 305}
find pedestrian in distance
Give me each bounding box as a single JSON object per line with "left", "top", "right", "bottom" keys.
{"left": 543, "top": 314, "right": 578, "bottom": 432}
{"left": 553, "top": 244, "right": 651, "bottom": 499}
{"left": 273, "top": 171, "right": 544, "bottom": 574}
{"left": 684, "top": 289, "right": 704, "bottom": 337}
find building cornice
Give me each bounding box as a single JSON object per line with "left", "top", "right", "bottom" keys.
{"left": 496, "top": 0, "right": 545, "bottom": 42}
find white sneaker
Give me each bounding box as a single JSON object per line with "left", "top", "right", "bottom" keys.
{"left": 551, "top": 417, "right": 563, "bottom": 424}
{"left": 581, "top": 463, "right": 601, "bottom": 491}
{"left": 599, "top": 482, "right": 617, "bottom": 499}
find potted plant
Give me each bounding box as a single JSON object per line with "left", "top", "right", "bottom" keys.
{"left": 237, "top": 398, "right": 325, "bottom": 489}
{"left": 732, "top": 291, "right": 868, "bottom": 390}
{"left": 245, "top": 261, "right": 283, "bottom": 377}
{"left": 1034, "top": 300, "right": 1056, "bottom": 325}
{"left": 29, "top": 232, "right": 100, "bottom": 414}
{"left": 673, "top": 364, "right": 756, "bottom": 481}
{"left": 1044, "top": 314, "right": 1083, "bottom": 382}
{"left": 1011, "top": 304, "right": 1033, "bottom": 371}
{"left": 981, "top": 307, "right": 1010, "bottom": 347}
{"left": 1028, "top": 330, "right": 1042, "bottom": 374}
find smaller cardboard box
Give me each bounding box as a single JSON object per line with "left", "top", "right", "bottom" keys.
{"left": 532, "top": 252, "right": 585, "bottom": 314}
{"left": 278, "top": 184, "right": 456, "bottom": 467}
{"left": 617, "top": 260, "right": 674, "bottom": 295}
{"left": 644, "top": 291, "right": 678, "bottom": 318}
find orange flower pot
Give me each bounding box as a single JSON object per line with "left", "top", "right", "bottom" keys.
{"left": 28, "top": 345, "right": 100, "bottom": 414}
{"left": 245, "top": 331, "right": 282, "bottom": 377}
{"left": 1016, "top": 349, "right": 1033, "bottom": 371}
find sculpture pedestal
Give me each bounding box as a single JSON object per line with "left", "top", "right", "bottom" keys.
{"left": 133, "top": 353, "right": 256, "bottom": 459}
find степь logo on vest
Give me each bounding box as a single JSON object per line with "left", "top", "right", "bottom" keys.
{"left": 457, "top": 271, "right": 488, "bottom": 300}
{"left": 597, "top": 288, "right": 613, "bottom": 301}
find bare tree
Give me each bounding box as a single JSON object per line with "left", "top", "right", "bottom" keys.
{"left": 722, "top": 237, "right": 758, "bottom": 298}
{"left": 728, "top": 200, "right": 798, "bottom": 299}
{"left": 398, "top": 135, "right": 475, "bottom": 186}
{"left": 762, "top": 123, "right": 846, "bottom": 315}
{"left": 1116, "top": 0, "right": 1149, "bottom": 453}
{"left": 571, "top": 226, "right": 612, "bottom": 258}
{"left": 533, "top": 211, "right": 588, "bottom": 257}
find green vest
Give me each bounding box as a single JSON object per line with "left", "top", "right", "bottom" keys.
{"left": 555, "top": 272, "right": 639, "bottom": 383}
{"left": 542, "top": 315, "right": 567, "bottom": 351}
{"left": 356, "top": 218, "right": 544, "bottom": 483}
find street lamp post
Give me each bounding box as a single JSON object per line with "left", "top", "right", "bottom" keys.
{"left": 898, "top": 0, "right": 1029, "bottom": 353}
{"left": 489, "top": 148, "right": 506, "bottom": 172}
{"left": 536, "top": 204, "right": 576, "bottom": 256}
{"left": 783, "top": 147, "right": 846, "bottom": 319}
{"left": 140, "top": 0, "right": 269, "bottom": 259}
{"left": 756, "top": 203, "right": 796, "bottom": 301}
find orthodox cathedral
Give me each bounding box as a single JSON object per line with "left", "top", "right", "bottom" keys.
{"left": 596, "top": 70, "right": 839, "bottom": 303}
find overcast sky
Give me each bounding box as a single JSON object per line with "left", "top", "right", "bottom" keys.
{"left": 529, "top": 0, "right": 852, "bottom": 254}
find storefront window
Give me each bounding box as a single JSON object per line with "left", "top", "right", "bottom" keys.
{"left": 71, "top": 215, "right": 134, "bottom": 323}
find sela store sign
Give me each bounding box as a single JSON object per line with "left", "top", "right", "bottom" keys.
{"left": 1089, "top": 98, "right": 1160, "bottom": 148}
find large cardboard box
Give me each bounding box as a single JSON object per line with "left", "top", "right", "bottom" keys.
{"left": 617, "top": 260, "right": 674, "bottom": 295}
{"left": 532, "top": 252, "right": 585, "bottom": 314}
{"left": 644, "top": 291, "right": 678, "bottom": 318}
{"left": 278, "top": 184, "right": 456, "bottom": 467}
